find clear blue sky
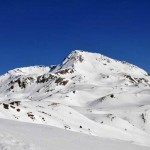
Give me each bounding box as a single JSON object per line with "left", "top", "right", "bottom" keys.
{"left": 0, "top": 0, "right": 150, "bottom": 74}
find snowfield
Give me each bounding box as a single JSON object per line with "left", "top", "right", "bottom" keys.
{"left": 0, "top": 118, "right": 149, "bottom": 150}
{"left": 0, "top": 50, "right": 150, "bottom": 149}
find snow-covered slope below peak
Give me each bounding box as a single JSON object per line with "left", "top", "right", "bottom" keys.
{"left": 57, "top": 50, "right": 147, "bottom": 77}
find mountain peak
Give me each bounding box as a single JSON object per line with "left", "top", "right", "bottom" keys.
{"left": 59, "top": 50, "right": 147, "bottom": 76}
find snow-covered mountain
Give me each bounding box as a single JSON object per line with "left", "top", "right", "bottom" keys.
{"left": 0, "top": 50, "right": 150, "bottom": 149}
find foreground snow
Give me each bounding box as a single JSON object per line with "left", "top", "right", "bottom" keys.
{"left": 0, "top": 118, "right": 149, "bottom": 150}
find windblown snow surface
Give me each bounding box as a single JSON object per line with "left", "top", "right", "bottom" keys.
{"left": 0, "top": 50, "right": 150, "bottom": 149}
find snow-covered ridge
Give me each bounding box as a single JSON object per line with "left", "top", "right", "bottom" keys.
{"left": 8, "top": 65, "right": 51, "bottom": 76}
{"left": 59, "top": 50, "right": 147, "bottom": 76}
{"left": 1, "top": 50, "right": 147, "bottom": 77}
{"left": 0, "top": 50, "right": 150, "bottom": 148}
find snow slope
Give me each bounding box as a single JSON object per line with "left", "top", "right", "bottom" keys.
{"left": 0, "top": 118, "right": 149, "bottom": 150}
{"left": 0, "top": 50, "right": 150, "bottom": 148}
